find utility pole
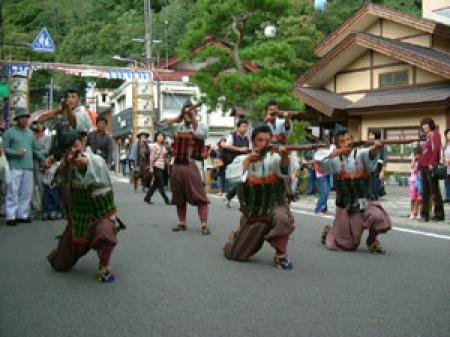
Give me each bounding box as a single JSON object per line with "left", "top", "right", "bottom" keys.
{"left": 144, "top": 0, "right": 153, "bottom": 69}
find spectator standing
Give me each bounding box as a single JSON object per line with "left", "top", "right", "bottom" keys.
{"left": 3, "top": 108, "right": 45, "bottom": 226}
{"left": 87, "top": 116, "right": 114, "bottom": 167}
{"left": 290, "top": 151, "right": 300, "bottom": 199}
{"left": 120, "top": 149, "right": 128, "bottom": 177}
{"left": 368, "top": 129, "right": 387, "bottom": 200}
{"left": 144, "top": 132, "right": 170, "bottom": 205}
{"left": 0, "top": 133, "right": 8, "bottom": 217}
{"left": 303, "top": 150, "right": 316, "bottom": 195}
{"left": 222, "top": 120, "right": 250, "bottom": 207}
{"left": 313, "top": 151, "right": 330, "bottom": 215}
{"left": 30, "top": 123, "right": 51, "bottom": 219}
{"left": 443, "top": 128, "right": 450, "bottom": 202}
{"left": 210, "top": 139, "right": 227, "bottom": 196}
{"left": 419, "top": 117, "right": 444, "bottom": 221}
{"left": 410, "top": 147, "right": 423, "bottom": 220}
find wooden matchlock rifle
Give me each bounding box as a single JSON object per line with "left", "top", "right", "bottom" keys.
{"left": 249, "top": 143, "right": 328, "bottom": 156}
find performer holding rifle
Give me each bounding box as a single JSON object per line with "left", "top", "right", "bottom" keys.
{"left": 47, "top": 130, "right": 123, "bottom": 283}
{"left": 314, "top": 126, "right": 422, "bottom": 254}
{"left": 223, "top": 124, "right": 295, "bottom": 270}
{"left": 265, "top": 99, "right": 292, "bottom": 145}
{"left": 37, "top": 85, "right": 93, "bottom": 214}
{"left": 37, "top": 84, "right": 92, "bottom": 138}
{"left": 159, "top": 101, "right": 211, "bottom": 235}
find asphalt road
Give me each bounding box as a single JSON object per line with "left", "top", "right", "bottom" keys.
{"left": 1, "top": 181, "right": 449, "bottom": 337}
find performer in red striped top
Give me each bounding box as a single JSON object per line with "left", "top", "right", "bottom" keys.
{"left": 159, "top": 101, "right": 210, "bottom": 235}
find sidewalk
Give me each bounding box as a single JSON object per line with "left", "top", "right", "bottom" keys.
{"left": 291, "top": 185, "right": 450, "bottom": 232}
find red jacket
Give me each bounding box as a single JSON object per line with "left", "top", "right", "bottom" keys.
{"left": 419, "top": 130, "right": 441, "bottom": 167}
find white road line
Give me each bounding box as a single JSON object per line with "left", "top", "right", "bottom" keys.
{"left": 208, "top": 194, "right": 450, "bottom": 241}
{"left": 390, "top": 227, "right": 450, "bottom": 241}
{"left": 289, "top": 209, "right": 450, "bottom": 241}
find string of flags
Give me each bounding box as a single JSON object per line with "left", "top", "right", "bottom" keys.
{"left": 5, "top": 64, "right": 153, "bottom": 81}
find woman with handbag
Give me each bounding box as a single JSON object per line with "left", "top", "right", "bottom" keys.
{"left": 443, "top": 128, "right": 450, "bottom": 203}
{"left": 211, "top": 139, "right": 227, "bottom": 196}
{"left": 144, "top": 132, "right": 170, "bottom": 205}
{"left": 419, "top": 117, "right": 444, "bottom": 222}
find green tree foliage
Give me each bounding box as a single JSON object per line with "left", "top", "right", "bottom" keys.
{"left": 312, "top": 0, "right": 421, "bottom": 36}
{"left": 178, "top": 0, "right": 321, "bottom": 120}
{"left": 2, "top": 0, "right": 196, "bottom": 108}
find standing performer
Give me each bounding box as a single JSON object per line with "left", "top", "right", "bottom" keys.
{"left": 223, "top": 124, "right": 295, "bottom": 270}
{"left": 159, "top": 101, "right": 210, "bottom": 235}
{"left": 37, "top": 84, "right": 92, "bottom": 138}
{"left": 315, "top": 126, "right": 391, "bottom": 253}
{"left": 47, "top": 130, "right": 120, "bottom": 283}
{"left": 264, "top": 99, "right": 292, "bottom": 145}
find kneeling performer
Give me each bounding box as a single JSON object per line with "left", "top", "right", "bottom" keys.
{"left": 315, "top": 126, "right": 391, "bottom": 253}
{"left": 223, "top": 125, "right": 295, "bottom": 270}
{"left": 47, "top": 130, "right": 120, "bottom": 283}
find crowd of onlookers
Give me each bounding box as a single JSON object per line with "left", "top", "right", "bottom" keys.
{"left": 0, "top": 108, "right": 116, "bottom": 226}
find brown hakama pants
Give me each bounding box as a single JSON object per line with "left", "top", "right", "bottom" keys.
{"left": 170, "top": 162, "right": 209, "bottom": 206}
{"left": 223, "top": 204, "right": 295, "bottom": 261}
{"left": 324, "top": 201, "right": 391, "bottom": 251}
{"left": 47, "top": 218, "right": 118, "bottom": 271}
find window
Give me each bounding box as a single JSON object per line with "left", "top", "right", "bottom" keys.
{"left": 379, "top": 70, "right": 409, "bottom": 88}
{"left": 368, "top": 127, "right": 420, "bottom": 161}
{"left": 162, "top": 93, "right": 192, "bottom": 111}
{"left": 115, "top": 96, "right": 126, "bottom": 114}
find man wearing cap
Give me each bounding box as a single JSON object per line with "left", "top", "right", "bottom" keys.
{"left": 129, "top": 131, "right": 151, "bottom": 192}
{"left": 315, "top": 125, "right": 391, "bottom": 254}
{"left": 47, "top": 129, "right": 120, "bottom": 283}
{"left": 160, "top": 101, "right": 210, "bottom": 235}
{"left": 30, "top": 123, "right": 52, "bottom": 219}
{"left": 87, "top": 116, "right": 114, "bottom": 167}
{"left": 3, "top": 108, "right": 46, "bottom": 226}
{"left": 264, "top": 99, "right": 292, "bottom": 145}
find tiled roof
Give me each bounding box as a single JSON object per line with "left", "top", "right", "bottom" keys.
{"left": 314, "top": 2, "right": 450, "bottom": 57}
{"left": 297, "top": 32, "right": 450, "bottom": 86}
{"left": 360, "top": 32, "right": 450, "bottom": 67}
{"left": 295, "top": 83, "right": 450, "bottom": 116}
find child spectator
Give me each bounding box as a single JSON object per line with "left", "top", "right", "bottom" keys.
{"left": 410, "top": 147, "right": 423, "bottom": 220}
{"left": 313, "top": 147, "right": 330, "bottom": 215}
{"left": 42, "top": 162, "right": 64, "bottom": 220}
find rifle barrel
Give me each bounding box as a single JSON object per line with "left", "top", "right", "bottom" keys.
{"left": 360, "top": 139, "right": 420, "bottom": 145}
{"left": 247, "top": 143, "right": 328, "bottom": 154}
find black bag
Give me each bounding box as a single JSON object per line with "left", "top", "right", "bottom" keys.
{"left": 433, "top": 164, "right": 447, "bottom": 180}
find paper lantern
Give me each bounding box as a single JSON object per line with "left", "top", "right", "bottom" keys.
{"left": 264, "top": 25, "right": 277, "bottom": 38}
{"left": 314, "top": 0, "right": 327, "bottom": 12}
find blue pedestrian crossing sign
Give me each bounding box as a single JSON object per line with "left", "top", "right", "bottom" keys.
{"left": 32, "top": 27, "right": 55, "bottom": 53}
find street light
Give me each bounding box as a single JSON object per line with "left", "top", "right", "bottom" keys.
{"left": 132, "top": 38, "right": 162, "bottom": 44}
{"left": 112, "top": 55, "right": 142, "bottom": 68}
